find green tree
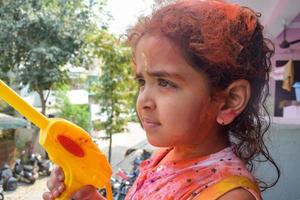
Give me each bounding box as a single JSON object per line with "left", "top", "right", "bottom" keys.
{"left": 55, "top": 90, "right": 91, "bottom": 132}
{"left": 0, "top": 0, "right": 104, "bottom": 114}
{"left": 89, "top": 30, "right": 137, "bottom": 162}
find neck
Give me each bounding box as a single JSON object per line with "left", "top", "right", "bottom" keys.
{"left": 163, "top": 130, "right": 229, "bottom": 163}
{"left": 173, "top": 138, "right": 228, "bottom": 161}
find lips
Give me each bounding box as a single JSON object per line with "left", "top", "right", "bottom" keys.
{"left": 141, "top": 117, "right": 161, "bottom": 129}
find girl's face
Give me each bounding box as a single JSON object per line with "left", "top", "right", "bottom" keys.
{"left": 135, "top": 34, "right": 222, "bottom": 148}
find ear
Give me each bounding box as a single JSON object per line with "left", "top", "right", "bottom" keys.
{"left": 216, "top": 79, "right": 251, "bottom": 126}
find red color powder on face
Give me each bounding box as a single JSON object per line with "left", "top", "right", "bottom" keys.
{"left": 57, "top": 135, "right": 85, "bottom": 157}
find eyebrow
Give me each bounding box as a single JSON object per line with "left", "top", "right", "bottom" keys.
{"left": 135, "top": 70, "right": 185, "bottom": 81}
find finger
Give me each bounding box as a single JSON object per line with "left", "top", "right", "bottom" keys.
{"left": 51, "top": 188, "right": 60, "bottom": 198}
{"left": 42, "top": 192, "right": 53, "bottom": 200}
{"left": 47, "top": 176, "right": 58, "bottom": 191}
{"left": 54, "top": 166, "right": 64, "bottom": 181}
{"left": 47, "top": 166, "right": 64, "bottom": 191}
{"left": 47, "top": 182, "right": 65, "bottom": 198}
{"left": 58, "top": 182, "right": 65, "bottom": 193}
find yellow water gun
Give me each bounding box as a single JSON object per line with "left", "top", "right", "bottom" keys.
{"left": 0, "top": 80, "right": 112, "bottom": 200}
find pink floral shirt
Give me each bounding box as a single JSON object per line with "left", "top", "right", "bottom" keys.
{"left": 125, "top": 147, "right": 260, "bottom": 200}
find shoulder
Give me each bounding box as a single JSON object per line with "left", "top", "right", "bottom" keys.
{"left": 196, "top": 175, "right": 261, "bottom": 200}
{"left": 217, "top": 188, "right": 257, "bottom": 200}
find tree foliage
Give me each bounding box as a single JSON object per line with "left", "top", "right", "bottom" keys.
{"left": 0, "top": 0, "right": 104, "bottom": 114}
{"left": 1, "top": 0, "right": 137, "bottom": 163}
{"left": 55, "top": 90, "right": 91, "bottom": 132}
{"left": 88, "top": 30, "right": 137, "bottom": 162}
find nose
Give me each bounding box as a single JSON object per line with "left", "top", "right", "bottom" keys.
{"left": 137, "top": 87, "right": 156, "bottom": 110}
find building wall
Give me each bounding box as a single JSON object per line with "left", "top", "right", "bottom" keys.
{"left": 260, "top": 13, "right": 300, "bottom": 200}
{"left": 256, "top": 124, "right": 300, "bottom": 200}
{"left": 269, "top": 13, "right": 300, "bottom": 118}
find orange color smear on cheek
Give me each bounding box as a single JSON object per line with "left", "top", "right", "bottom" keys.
{"left": 58, "top": 135, "right": 85, "bottom": 157}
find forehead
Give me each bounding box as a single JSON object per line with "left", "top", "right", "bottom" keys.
{"left": 135, "top": 34, "right": 187, "bottom": 72}
{"left": 134, "top": 34, "right": 210, "bottom": 88}
{"left": 135, "top": 34, "right": 177, "bottom": 60}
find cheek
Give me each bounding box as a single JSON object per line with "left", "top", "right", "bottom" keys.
{"left": 178, "top": 98, "right": 213, "bottom": 126}
{"left": 136, "top": 96, "right": 142, "bottom": 115}
{"left": 160, "top": 97, "right": 203, "bottom": 125}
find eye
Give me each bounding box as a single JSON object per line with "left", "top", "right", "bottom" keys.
{"left": 136, "top": 78, "right": 145, "bottom": 87}
{"left": 158, "top": 79, "right": 177, "bottom": 88}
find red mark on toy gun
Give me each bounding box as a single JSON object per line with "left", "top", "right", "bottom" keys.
{"left": 58, "top": 135, "right": 84, "bottom": 157}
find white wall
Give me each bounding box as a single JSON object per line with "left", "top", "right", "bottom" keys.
{"left": 256, "top": 123, "right": 300, "bottom": 200}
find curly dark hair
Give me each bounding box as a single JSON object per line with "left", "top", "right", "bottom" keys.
{"left": 127, "top": 0, "right": 280, "bottom": 191}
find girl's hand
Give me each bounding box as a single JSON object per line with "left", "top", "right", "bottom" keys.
{"left": 42, "top": 166, "right": 105, "bottom": 200}
{"left": 42, "top": 166, "right": 65, "bottom": 200}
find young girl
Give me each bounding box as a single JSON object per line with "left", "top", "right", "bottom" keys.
{"left": 43, "top": 0, "right": 280, "bottom": 199}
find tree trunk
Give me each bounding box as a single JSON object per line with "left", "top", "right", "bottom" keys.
{"left": 108, "top": 76, "right": 114, "bottom": 163}
{"left": 37, "top": 89, "right": 46, "bottom": 115}
{"left": 108, "top": 130, "right": 112, "bottom": 163}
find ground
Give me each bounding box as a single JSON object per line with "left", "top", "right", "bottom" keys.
{"left": 4, "top": 178, "right": 48, "bottom": 200}
{"left": 2, "top": 122, "right": 154, "bottom": 200}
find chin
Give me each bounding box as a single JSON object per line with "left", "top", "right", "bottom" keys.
{"left": 146, "top": 134, "right": 171, "bottom": 148}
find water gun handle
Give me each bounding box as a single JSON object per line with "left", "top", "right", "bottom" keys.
{"left": 39, "top": 119, "right": 112, "bottom": 200}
